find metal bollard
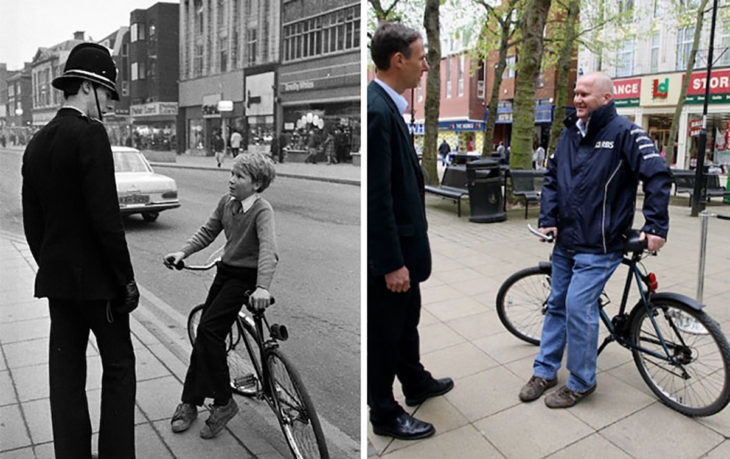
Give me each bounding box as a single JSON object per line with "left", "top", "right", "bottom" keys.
{"left": 697, "top": 211, "right": 730, "bottom": 303}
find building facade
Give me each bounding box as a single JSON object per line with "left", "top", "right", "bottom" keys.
{"left": 178, "top": 0, "right": 280, "bottom": 155}
{"left": 4, "top": 65, "right": 33, "bottom": 144}
{"left": 578, "top": 0, "right": 730, "bottom": 171}
{"left": 278, "top": 0, "right": 361, "bottom": 161}
{"left": 129, "top": 3, "right": 180, "bottom": 151}
{"left": 98, "top": 27, "right": 132, "bottom": 147}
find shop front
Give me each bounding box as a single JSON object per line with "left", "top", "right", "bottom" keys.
{"left": 130, "top": 102, "right": 179, "bottom": 151}
{"left": 412, "top": 120, "right": 485, "bottom": 158}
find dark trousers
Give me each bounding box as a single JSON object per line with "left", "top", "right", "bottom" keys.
{"left": 182, "top": 263, "right": 256, "bottom": 405}
{"left": 367, "top": 277, "right": 431, "bottom": 423}
{"left": 48, "top": 299, "right": 136, "bottom": 459}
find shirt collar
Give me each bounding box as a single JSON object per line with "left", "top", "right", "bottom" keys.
{"left": 231, "top": 193, "right": 259, "bottom": 214}
{"left": 374, "top": 78, "right": 409, "bottom": 115}
{"left": 61, "top": 105, "right": 86, "bottom": 117}
{"left": 576, "top": 117, "right": 589, "bottom": 137}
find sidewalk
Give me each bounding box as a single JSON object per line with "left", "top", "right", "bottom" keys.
{"left": 368, "top": 199, "right": 730, "bottom": 458}
{"left": 0, "top": 231, "right": 289, "bottom": 458}
{"left": 147, "top": 152, "right": 360, "bottom": 186}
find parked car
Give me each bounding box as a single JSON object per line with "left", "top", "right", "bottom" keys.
{"left": 113, "top": 146, "right": 180, "bottom": 222}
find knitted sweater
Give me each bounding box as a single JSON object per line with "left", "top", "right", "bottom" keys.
{"left": 181, "top": 195, "right": 278, "bottom": 289}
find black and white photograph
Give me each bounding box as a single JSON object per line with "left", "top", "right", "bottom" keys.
{"left": 0, "top": 0, "right": 360, "bottom": 457}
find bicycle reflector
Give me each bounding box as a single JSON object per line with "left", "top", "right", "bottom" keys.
{"left": 647, "top": 273, "right": 658, "bottom": 291}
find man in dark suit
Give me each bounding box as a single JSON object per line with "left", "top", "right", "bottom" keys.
{"left": 22, "top": 42, "right": 139, "bottom": 459}
{"left": 368, "top": 22, "right": 454, "bottom": 440}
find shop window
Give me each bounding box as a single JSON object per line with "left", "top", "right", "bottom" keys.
{"left": 188, "top": 119, "right": 204, "bottom": 150}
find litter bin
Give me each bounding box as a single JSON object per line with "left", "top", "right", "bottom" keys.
{"left": 466, "top": 158, "right": 506, "bottom": 223}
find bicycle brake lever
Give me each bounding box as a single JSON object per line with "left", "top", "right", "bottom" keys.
{"left": 527, "top": 223, "right": 555, "bottom": 243}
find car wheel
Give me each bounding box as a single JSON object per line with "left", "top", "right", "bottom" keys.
{"left": 142, "top": 212, "right": 159, "bottom": 222}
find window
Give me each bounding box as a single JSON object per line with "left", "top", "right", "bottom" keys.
{"left": 651, "top": 33, "right": 660, "bottom": 73}
{"left": 719, "top": 21, "right": 730, "bottom": 66}
{"left": 616, "top": 38, "right": 634, "bottom": 76}
{"left": 653, "top": 0, "right": 662, "bottom": 17}
{"left": 282, "top": 5, "right": 360, "bottom": 62}
{"left": 537, "top": 71, "right": 545, "bottom": 88}
{"left": 148, "top": 59, "right": 157, "bottom": 78}
{"left": 503, "top": 56, "right": 516, "bottom": 78}
{"left": 149, "top": 23, "right": 156, "bottom": 39}
{"left": 676, "top": 27, "right": 694, "bottom": 70}
{"left": 417, "top": 82, "right": 423, "bottom": 102}
{"left": 131, "top": 23, "right": 138, "bottom": 42}
{"left": 131, "top": 62, "right": 138, "bottom": 81}
{"left": 247, "top": 28, "right": 257, "bottom": 65}
{"left": 445, "top": 57, "right": 452, "bottom": 98}
{"left": 131, "top": 62, "right": 146, "bottom": 80}
{"left": 458, "top": 55, "right": 464, "bottom": 96}
{"left": 122, "top": 81, "right": 129, "bottom": 96}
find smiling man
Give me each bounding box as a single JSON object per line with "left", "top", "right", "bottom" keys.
{"left": 518, "top": 72, "right": 673, "bottom": 409}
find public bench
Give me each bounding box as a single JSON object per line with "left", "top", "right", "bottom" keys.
{"left": 510, "top": 169, "right": 546, "bottom": 219}
{"left": 425, "top": 165, "right": 469, "bottom": 217}
{"left": 672, "top": 169, "right": 730, "bottom": 205}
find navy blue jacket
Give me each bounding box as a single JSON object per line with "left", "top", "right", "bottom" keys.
{"left": 538, "top": 101, "right": 672, "bottom": 254}
{"left": 367, "top": 81, "right": 431, "bottom": 282}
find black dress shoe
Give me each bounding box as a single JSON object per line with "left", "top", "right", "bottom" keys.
{"left": 405, "top": 377, "right": 455, "bottom": 406}
{"left": 371, "top": 413, "right": 435, "bottom": 440}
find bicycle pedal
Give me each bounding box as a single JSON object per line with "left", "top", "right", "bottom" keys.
{"left": 232, "top": 374, "right": 260, "bottom": 395}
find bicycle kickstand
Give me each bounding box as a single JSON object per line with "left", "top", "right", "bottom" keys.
{"left": 597, "top": 336, "right": 614, "bottom": 356}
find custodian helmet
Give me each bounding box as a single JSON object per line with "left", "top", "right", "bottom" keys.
{"left": 52, "top": 42, "right": 119, "bottom": 100}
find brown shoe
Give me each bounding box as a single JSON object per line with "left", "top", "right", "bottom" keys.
{"left": 519, "top": 375, "right": 558, "bottom": 402}
{"left": 545, "top": 384, "right": 596, "bottom": 408}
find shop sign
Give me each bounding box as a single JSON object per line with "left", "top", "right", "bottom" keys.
{"left": 245, "top": 72, "right": 275, "bottom": 117}
{"left": 202, "top": 94, "right": 222, "bottom": 118}
{"left": 217, "top": 100, "right": 233, "bottom": 112}
{"left": 689, "top": 119, "right": 702, "bottom": 137}
{"left": 130, "top": 102, "right": 178, "bottom": 117}
{"left": 613, "top": 78, "right": 641, "bottom": 107}
{"left": 653, "top": 78, "right": 669, "bottom": 99}
{"left": 438, "top": 121, "right": 484, "bottom": 132}
{"left": 282, "top": 80, "right": 315, "bottom": 92}
{"left": 686, "top": 70, "right": 730, "bottom": 104}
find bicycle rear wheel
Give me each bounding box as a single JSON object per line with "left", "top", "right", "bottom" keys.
{"left": 496, "top": 265, "right": 551, "bottom": 345}
{"left": 265, "top": 349, "right": 329, "bottom": 459}
{"left": 630, "top": 298, "right": 730, "bottom": 416}
{"left": 187, "top": 305, "right": 262, "bottom": 396}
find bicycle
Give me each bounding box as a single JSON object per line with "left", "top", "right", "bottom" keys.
{"left": 496, "top": 225, "right": 730, "bottom": 416}
{"left": 171, "top": 257, "right": 329, "bottom": 458}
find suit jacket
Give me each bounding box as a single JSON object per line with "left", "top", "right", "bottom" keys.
{"left": 22, "top": 108, "right": 135, "bottom": 300}
{"left": 367, "top": 81, "right": 431, "bottom": 283}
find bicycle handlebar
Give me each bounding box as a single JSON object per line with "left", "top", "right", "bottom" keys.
{"left": 527, "top": 224, "right": 555, "bottom": 243}
{"left": 527, "top": 225, "right": 649, "bottom": 254}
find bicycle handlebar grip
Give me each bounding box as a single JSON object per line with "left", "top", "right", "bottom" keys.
{"left": 624, "top": 230, "right": 648, "bottom": 253}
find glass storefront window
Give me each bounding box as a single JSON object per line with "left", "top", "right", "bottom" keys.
{"left": 189, "top": 119, "right": 204, "bottom": 150}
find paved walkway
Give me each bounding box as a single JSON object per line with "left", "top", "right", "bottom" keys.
{"left": 0, "top": 230, "right": 300, "bottom": 458}
{"left": 368, "top": 198, "right": 730, "bottom": 458}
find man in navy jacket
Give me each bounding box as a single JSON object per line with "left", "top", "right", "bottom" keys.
{"left": 368, "top": 22, "right": 454, "bottom": 440}
{"left": 518, "top": 72, "right": 672, "bottom": 408}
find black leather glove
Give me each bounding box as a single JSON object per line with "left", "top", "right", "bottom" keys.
{"left": 112, "top": 280, "right": 140, "bottom": 314}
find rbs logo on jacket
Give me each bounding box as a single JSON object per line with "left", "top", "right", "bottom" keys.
{"left": 595, "top": 140, "right": 614, "bottom": 149}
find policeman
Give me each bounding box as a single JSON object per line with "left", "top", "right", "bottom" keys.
{"left": 22, "top": 42, "right": 139, "bottom": 459}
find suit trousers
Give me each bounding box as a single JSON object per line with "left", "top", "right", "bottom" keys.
{"left": 367, "top": 277, "right": 431, "bottom": 423}
{"left": 48, "top": 299, "right": 136, "bottom": 459}
{"left": 182, "top": 263, "right": 257, "bottom": 406}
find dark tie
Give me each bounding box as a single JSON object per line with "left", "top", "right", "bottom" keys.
{"left": 231, "top": 200, "right": 242, "bottom": 215}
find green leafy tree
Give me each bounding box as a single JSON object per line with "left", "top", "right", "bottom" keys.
{"left": 423, "top": 0, "right": 442, "bottom": 185}
{"left": 511, "top": 0, "right": 553, "bottom": 169}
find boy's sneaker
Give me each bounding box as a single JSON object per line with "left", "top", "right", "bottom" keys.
{"left": 200, "top": 398, "right": 239, "bottom": 439}
{"left": 171, "top": 403, "right": 198, "bottom": 433}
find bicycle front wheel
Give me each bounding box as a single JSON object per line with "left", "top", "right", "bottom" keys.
{"left": 266, "top": 349, "right": 329, "bottom": 459}
{"left": 496, "top": 265, "right": 552, "bottom": 345}
{"left": 227, "top": 316, "right": 263, "bottom": 397}
{"left": 630, "top": 298, "right": 730, "bottom": 416}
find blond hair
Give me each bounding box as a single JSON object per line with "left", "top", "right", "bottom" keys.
{"left": 231, "top": 152, "right": 276, "bottom": 192}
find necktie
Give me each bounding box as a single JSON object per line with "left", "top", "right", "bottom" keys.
{"left": 232, "top": 199, "right": 242, "bottom": 215}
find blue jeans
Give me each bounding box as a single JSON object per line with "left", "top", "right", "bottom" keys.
{"left": 533, "top": 245, "right": 622, "bottom": 393}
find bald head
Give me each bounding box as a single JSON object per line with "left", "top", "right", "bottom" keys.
{"left": 574, "top": 72, "right": 613, "bottom": 122}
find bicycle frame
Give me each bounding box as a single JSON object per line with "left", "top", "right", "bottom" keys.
{"left": 597, "top": 253, "right": 692, "bottom": 366}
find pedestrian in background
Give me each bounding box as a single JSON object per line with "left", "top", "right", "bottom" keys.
{"left": 164, "top": 152, "right": 278, "bottom": 439}
{"left": 533, "top": 144, "right": 546, "bottom": 170}
{"left": 229, "top": 129, "right": 242, "bottom": 157}
{"left": 21, "top": 42, "right": 139, "bottom": 459}
{"left": 367, "top": 22, "right": 454, "bottom": 441}
{"left": 438, "top": 138, "right": 451, "bottom": 165}
{"left": 519, "top": 72, "right": 672, "bottom": 409}
{"left": 213, "top": 130, "right": 225, "bottom": 167}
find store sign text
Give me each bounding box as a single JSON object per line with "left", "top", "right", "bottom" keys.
{"left": 652, "top": 78, "right": 669, "bottom": 99}
{"left": 282, "top": 80, "right": 315, "bottom": 92}
{"left": 613, "top": 78, "right": 641, "bottom": 107}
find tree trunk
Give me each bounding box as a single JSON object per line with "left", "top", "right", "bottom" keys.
{"left": 423, "top": 0, "right": 441, "bottom": 185}
{"left": 667, "top": 0, "right": 710, "bottom": 166}
{"left": 482, "top": 25, "right": 511, "bottom": 157}
{"left": 511, "top": 0, "right": 552, "bottom": 169}
{"left": 547, "top": 0, "right": 579, "bottom": 157}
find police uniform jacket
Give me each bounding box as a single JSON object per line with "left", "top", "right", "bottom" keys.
{"left": 22, "top": 108, "right": 134, "bottom": 300}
